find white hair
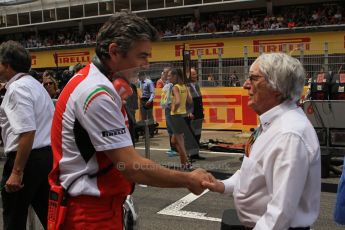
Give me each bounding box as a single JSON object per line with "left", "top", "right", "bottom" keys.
{"left": 253, "top": 53, "right": 305, "bottom": 102}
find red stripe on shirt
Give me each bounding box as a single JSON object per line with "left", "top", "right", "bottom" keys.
{"left": 48, "top": 64, "right": 90, "bottom": 186}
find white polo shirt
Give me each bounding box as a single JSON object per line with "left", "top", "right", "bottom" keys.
{"left": 0, "top": 73, "right": 54, "bottom": 154}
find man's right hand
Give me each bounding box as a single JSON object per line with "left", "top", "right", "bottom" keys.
{"left": 186, "top": 168, "right": 215, "bottom": 195}
{"left": 201, "top": 178, "right": 225, "bottom": 194}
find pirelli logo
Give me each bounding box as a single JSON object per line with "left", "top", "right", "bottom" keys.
{"left": 31, "top": 55, "right": 37, "bottom": 66}
{"left": 102, "top": 128, "right": 126, "bottom": 137}
{"left": 56, "top": 51, "right": 91, "bottom": 64}
{"left": 175, "top": 42, "right": 224, "bottom": 57}
{"left": 253, "top": 37, "right": 311, "bottom": 53}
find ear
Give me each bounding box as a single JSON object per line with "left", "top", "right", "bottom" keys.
{"left": 108, "top": 43, "right": 119, "bottom": 58}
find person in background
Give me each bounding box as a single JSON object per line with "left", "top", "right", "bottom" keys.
{"left": 139, "top": 72, "right": 155, "bottom": 137}
{"left": 42, "top": 75, "right": 60, "bottom": 99}
{"left": 59, "top": 69, "right": 74, "bottom": 91}
{"left": 169, "top": 68, "right": 193, "bottom": 169}
{"left": 334, "top": 158, "right": 345, "bottom": 225}
{"left": 73, "top": 63, "right": 84, "bottom": 74}
{"left": 49, "top": 12, "right": 213, "bottom": 230}
{"left": 0, "top": 83, "right": 6, "bottom": 147}
{"left": 156, "top": 67, "right": 170, "bottom": 88}
{"left": 203, "top": 73, "right": 218, "bottom": 87}
{"left": 42, "top": 69, "right": 55, "bottom": 82}
{"left": 202, "top": 53, "right": 321, "bottom": 230}
{"left": 0, "top": 40, "right": 54, "bottom": 230}
{"left": 160, "top": 67, "right": 178, "bottom": 156}
{"left": 125, "top": 83, "right": 139, "bottom": 146}
{"left": 186, "top": 67, "right": 205, "bottom": 160}
{"left": 28, "top": 69, "right": 42, "bottom": 83}
{"left": 230, "top": 70, "right": 241, "bottom": 87}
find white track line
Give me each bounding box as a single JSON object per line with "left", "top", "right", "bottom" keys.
{"left": 135, "top": 147, "right": 243, "bottom": 156}
{"left": 157, "top": 190, "right": 221, "bottom": 222}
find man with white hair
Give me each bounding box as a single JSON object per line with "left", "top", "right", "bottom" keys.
{"left": 203, "top": 53, "right": 321, "bottom": 230}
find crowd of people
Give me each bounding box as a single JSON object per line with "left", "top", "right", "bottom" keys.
{"left": 0, "top": 2, "right": 343, "bottom": 48}
{"left": 154, "top": 1, "right": 344, "bottom": 36}
{"left": 0, "top": 9, "right": 344, "bottom": 230}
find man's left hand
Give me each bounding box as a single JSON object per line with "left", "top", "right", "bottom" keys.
{"left": 5, "top": 172, "right": 24, "bottom": 193}
{"left": 145, "top": 101, "right": 153, "bottom": 107}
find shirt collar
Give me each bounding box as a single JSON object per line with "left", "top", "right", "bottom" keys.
{"left": 259, "top": 100, "right": 298, "bottom": 131}
{"left": 5, "top": 72, "right": 26, "bottom": 89}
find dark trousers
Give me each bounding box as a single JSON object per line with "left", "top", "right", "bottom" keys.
{"left": 140, "top": 98, "right": 154, "bottom": 137}
{"left": 128, "top": 116, "right": 136, "bottom": 147}
{"left": 1, "top": 146, "right": 53, "bottom": 230}
{"left": 184, "top": 117, "right": 200, "bottom": 157}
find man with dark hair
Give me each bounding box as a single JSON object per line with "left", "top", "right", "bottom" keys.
{"left": 139, "top": 72, "right": 155, "bottom": 137}
{"left": 49, "top": 11, "right": 212, "bottom": 229}
{"left": 0, "top": 40, "right": 54, "bottom": 229}
{"left": 186, "top": 67, "right": 205, "bottom": 160}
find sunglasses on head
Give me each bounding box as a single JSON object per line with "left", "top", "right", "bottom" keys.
{"left": 44, "top": 82, "right": 54, "bottom": 87}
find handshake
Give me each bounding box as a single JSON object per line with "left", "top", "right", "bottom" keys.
{"left": 186, "top": 168, "right": 226, "bottom": 195}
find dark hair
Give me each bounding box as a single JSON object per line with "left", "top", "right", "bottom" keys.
{"left": 0, "top": 40, "right": 31, "bottom": 73}
{"left": 28, "top": 69, "right": 41, "bottom": 82}
{"left": 170, "top": 68, "right": 185, "bottom": 85}
{"left": 95, "top": 11, "right": 159, "bottom": 60}
{"left": 58, "top": 69, "right": 74, "bottom": 89}
{"left": 43, "top": 70, "right": 55, "bottom": 78}
{"left": 73, "top": 63, "right": 83, "bottom": 73}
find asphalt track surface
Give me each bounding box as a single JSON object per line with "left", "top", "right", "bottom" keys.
{"left": 0, "top": 130, "right": 343, "bottom": 230}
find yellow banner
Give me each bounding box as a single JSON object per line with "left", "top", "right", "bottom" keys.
{"left": 30, "top": 31, "right": 345, "bottom": 68}
{"left": 138, "top": 87, "right": 308, "bottom": 132}
{"left": 31, "top": 48, "right": 96, "bottom": 69}
{"left": 144, "top": 87, "right": 258, "bottom": 132}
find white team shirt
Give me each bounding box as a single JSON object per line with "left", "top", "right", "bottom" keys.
{"left": 222, "top": 101, "right": 321, "bottom": 229}
{"left": 54, "top": 64, "right": 133, "bottom": 196}
{"left": 0, "top": 73, "right": 54, "bottom": 154}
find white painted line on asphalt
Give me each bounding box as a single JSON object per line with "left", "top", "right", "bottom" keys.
{"left": 135, "top": 147, "right": 243, "bottom": 156}
{"left": 157, "top": 189, "right": 221, "bottom": 222}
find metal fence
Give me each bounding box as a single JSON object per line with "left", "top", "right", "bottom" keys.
{"left": 150, "top": 42, "right": 345, "bottom": 87}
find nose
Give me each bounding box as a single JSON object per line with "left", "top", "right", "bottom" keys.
{"left": 243, "top": 78, "right": 251, "bottom": 89}
{"left": 140, "top": 58, "right": 150, "bottom": 70}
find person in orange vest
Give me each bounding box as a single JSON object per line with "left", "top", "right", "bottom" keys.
{"left": 48, "top": 11, "right": 213, "bottom": 230}
{"left": 156, "top": 67, "right": 170, "bottom": 88}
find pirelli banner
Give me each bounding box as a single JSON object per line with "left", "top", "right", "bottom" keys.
{"left": 150, "top": 87, "right": 258, "bottom": 131}
{"left": 31, "top": 48, "right": 96, "bottom": 69}
{"left": 146, "top": 87, "right": 307, "bottom": 132}
{"left": 30, "top": 31, "right": 345, "bottom": 68}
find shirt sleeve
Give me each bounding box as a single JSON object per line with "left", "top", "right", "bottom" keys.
{"left": 334, "top": 158, "right": 345, "bottom": 225}
{"left": 254, "top": 133, "right": 310, "bottom": 230}
{"left": 222, "top": 170, "right": 240, "bottom": 194}
{"left": 76, "top": 90, "right": 132, "bottom": 152}
{"left": 148, "top": 81, "right": 155, "bottom": 102}
{"left": 5, "top": 85, "right": 36, "bottom": 134}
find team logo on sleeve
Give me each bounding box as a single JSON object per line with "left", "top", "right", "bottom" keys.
{"left": 102, "top": 128, "right": 126, "bottom": 137}
{"left": 83, "top": 87, "right": 114, "bottom": 113}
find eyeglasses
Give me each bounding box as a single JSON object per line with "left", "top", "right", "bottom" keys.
{"left": 247, "top": 74, "right": 265, "bottom": 83}
{"left": 44, "top": 82, "right": 54, "bottom": 87}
